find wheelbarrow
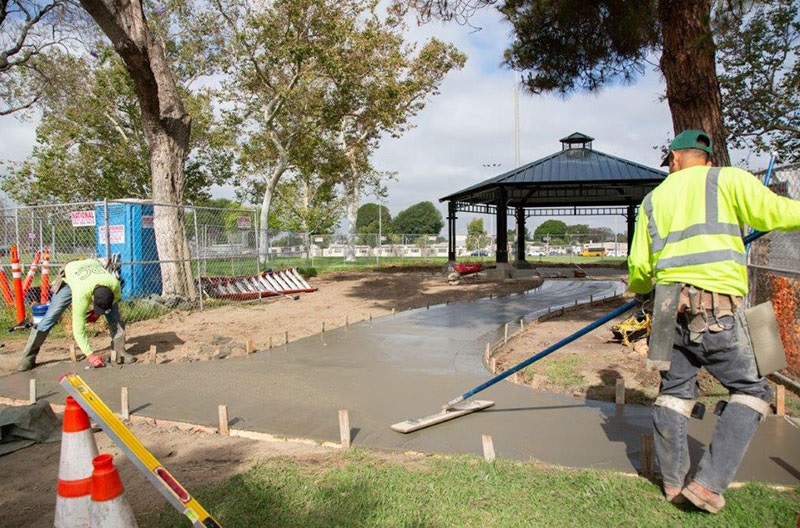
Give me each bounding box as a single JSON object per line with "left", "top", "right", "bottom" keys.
{"left": 447, "top": 262, "right": 483, "bottom": 284}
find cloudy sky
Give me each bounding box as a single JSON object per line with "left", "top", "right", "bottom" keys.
{"left": 0, "top": 6, "right": 768, "bottom": 236}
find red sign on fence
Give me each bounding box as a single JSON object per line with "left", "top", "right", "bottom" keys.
{"left": 70, "top": 210, "right": 96, "bottom": 227}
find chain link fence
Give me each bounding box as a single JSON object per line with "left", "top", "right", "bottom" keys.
{"left": 2, "top": 166, "right": 799, "bottom": 380}
{"left": 747, "top": 163, "right": 800, "bottom": 380}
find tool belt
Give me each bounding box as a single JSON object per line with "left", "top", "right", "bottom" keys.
{"left": 678, "top": 284, "right": 742, "bottom": 334}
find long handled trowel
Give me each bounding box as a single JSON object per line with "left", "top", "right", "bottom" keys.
{"left": 392, "top": 230, "right": 770, "bottom": 434}
{"left": 391, "top": 301, "right": 636, "bottom": 433}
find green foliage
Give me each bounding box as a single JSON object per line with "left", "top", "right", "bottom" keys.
{"left": 1, "top": 45, "right": 229, "bottom": 204}
{"left": 534, "top": 219, "right": 568, "bottom": 239}
{"left": 465, "top": 218, "right": 487, "bottom": 251}
{"left": 296, "top": 266, "right": 317, "bottom": 278}
{"left": 355, "top": 203, "right": 393, "bottom": 236}
{"left": 393, "top": 201, "right": 444, "bottom": 235}
{"left": 141, "top": 450, "right": 800, "bottom": 527}
{"left": 717, "top": 0, "right": 800, "bottom": 163}
{"left": 500, "top": 0, "right": 660, "bottom": 95}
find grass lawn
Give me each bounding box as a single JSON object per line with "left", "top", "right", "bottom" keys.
{"left": 141, "top": 450, "right": 798, "bottom": 527}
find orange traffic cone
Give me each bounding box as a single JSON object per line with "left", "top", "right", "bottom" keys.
{"left": 89, "top": 454, "right": 138, "bottom": 527}
{"left": 54, "top": 396, "right": 99, "bottom": 528}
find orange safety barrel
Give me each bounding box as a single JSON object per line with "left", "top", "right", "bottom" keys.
{"left": 0, "top": 258, "right": 13, "bottom": 306}
{"left": 9, "top": 245, "right": 25, "bottom": 324}
{"left": 40, "top": 248, "right": 50, "bottom": 303}
{"left": 22, "top": 249, "right": 41, "bottom": 296}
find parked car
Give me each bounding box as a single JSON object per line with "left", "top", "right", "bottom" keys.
{"left": 469, "top": 249, "right": 490, "bottom": 256}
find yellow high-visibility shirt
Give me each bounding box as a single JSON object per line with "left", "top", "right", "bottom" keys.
{"left": 64, "top": 259, "right": 122, "bottom": 354}
{"left": 628, "top": 165, "right": 800, "bottom": 297}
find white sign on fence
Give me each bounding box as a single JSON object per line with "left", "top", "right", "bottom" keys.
{"left": 98, "top": 225, "right": 125, "bottom": 244}
{"left": 237, "top": 216, "right": 251, "bottom": 229}
{"left": 70, "top": 210, "right": 96, "bottom": 227}
{"left": 141, "top": 215, "right": 154, "bottom": 229}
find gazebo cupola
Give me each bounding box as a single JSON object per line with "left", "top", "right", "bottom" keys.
{"left": 560, "top": 132, "right": 594, "bottom": 151}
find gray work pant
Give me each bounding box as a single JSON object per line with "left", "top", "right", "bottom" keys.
{"left": 653, "top": 310, "right": 770, "bottom": 493}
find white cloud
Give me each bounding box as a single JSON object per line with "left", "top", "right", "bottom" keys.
{"left": 0, "top": 6, "right": 771, "bottom": 235}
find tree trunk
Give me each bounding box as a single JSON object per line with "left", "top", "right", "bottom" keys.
{"left": 258, "top": 167, "right": 284, "bottom": 265}
{"left": 658, "top": 0, "right": 730, "bottom": 166}
{"left": 79, "top": 0, "right": 196, "bottom": 297}
{"left": 345, "top": 181, "right": 358, "bottom": 263}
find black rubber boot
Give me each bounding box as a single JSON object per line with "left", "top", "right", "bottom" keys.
{"left": 16, "top": 329, "right": 49, "bottom": 372}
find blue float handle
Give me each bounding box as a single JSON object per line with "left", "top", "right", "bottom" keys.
{"left": 445, "top": 230, "right": 769, "bottom": 409}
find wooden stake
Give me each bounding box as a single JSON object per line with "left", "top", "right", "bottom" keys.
{"left": 218, "top": 405, "right": 229, "bottom": 436}
{"left": 246, "top": 339, "right": 254, "bottom": 356}
{"left": 504, "top": 323, "right": 509, "bottom": 344}
{"left": 776, "top": 385, "right": 786, "bottom": 416}
{"left": 482, "top": 434, "right": 496, "bottom": 462}
{"left": 484, "top": 342, "right": 491, "bottom": 361}
{"left": 69, "top": 344, "right": 77, "bottom": 362}
{"left": 121, "top": 387, "right": 129, "bottom": 420}
{"left": 490, "top": 356, "right": 497, "bottom": 373}
{"left": 640, "top": 434, "right": 654, "bottom": 478}
{"left": 149, "top": 345, "right": 157, "bottom": 364}
{"left": 29, "top": 379, "right": 36, "bottom": 404}
{"left": 520, "top": 318, "right": 524, "bottom": 331}
{"left": 339, "top": 410, "right": 351, "bottom": 448}
{"left": 369, "top": 313, "right": 373, "bottom": 322}
{"left": 392, "top": 308, "right": 395, "bottom": 317}
{"left": 269, "top": 336, "right": 273, "bottom": 349}
{"left": 615, "top": 378, "right": 625, "bottom": 405}
{"left": 285, "top": 331, "right": 289, "bottom": 346}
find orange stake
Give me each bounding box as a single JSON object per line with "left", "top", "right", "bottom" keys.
{"left": 22, "top": 250, "right": 41, "bottom": 297}
{"left": 40, "top": 248, "right": 50, "bottom": 304}
{"left": 0, "top": 258, "right": 13, "bottom": 307}
{"left": 10, "top": 245, "right": 26, "bottom": 324}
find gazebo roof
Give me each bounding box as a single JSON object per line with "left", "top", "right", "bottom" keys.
{"left": 439, "top": 132, "right": 666, "bottom": 210}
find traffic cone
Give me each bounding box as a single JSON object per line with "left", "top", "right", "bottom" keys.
{"left": 9, "top": 245, "right": 25, "bottom": 325}
{"left": 89, "top": 454, "right": 138, "bottom": 527}
{"left": 54, "top": 396, "right": 99, "bottom": 528}
{"left": 40, "top": 248, "right": 50, "bottom": 304}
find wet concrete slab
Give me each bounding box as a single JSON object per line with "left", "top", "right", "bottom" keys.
{"left": 1, "top": 281, "right": 798, "bottom": 486}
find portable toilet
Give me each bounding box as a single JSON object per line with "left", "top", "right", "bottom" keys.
{"left": 95, "top": 200, "right": 162, "bottom": 299}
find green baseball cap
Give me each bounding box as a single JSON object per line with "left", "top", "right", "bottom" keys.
{"left": 661, "top": 129, "right": 713, "bottom": 166}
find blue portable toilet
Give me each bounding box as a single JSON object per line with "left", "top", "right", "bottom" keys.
{"left": 95, "top": 200, "right": 162, "bottom": 299}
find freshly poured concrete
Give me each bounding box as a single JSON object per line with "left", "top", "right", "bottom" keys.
{"left": 2, "top": 281, "right": 798, "bottom": 485}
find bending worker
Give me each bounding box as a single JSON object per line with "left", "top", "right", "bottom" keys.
{"left": 16, "top": 258, "right": 135, "bottom": 371}
{"left": 627, "top": 129, "right": 800, "bottom": 513}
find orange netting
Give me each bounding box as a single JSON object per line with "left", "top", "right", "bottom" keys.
{"left": 769, "top": 275, "right": 800, "bottom": 378}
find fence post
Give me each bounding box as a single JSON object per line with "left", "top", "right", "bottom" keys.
{"left": 103, "top": 198, "right": 111, "bottom": 261}
{"left": 192, "top": 205, "right": 204, "bottom": 311}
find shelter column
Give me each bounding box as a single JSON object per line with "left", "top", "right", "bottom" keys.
{"left": 626, "top": 205, "right": 636, "bottom": 255}
{"left": 496, "top": 188, "right": 508, "bottom": 263}
{"left": 447, "top": 201, "right": 457, "bottom": 262}
{"left": 515, "top": 207, "right": 526, "bottom": 263}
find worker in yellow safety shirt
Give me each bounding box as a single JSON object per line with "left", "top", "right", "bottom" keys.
{"left": 627, "top": 129, "right": 800, "bottom": 513}
{"left": 16, "top": 258, "right": 135, "bottom": 371}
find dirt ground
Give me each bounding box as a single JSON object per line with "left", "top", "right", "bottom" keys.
{"left": 0, "top": 266, "right": 678, "bottom": 526}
